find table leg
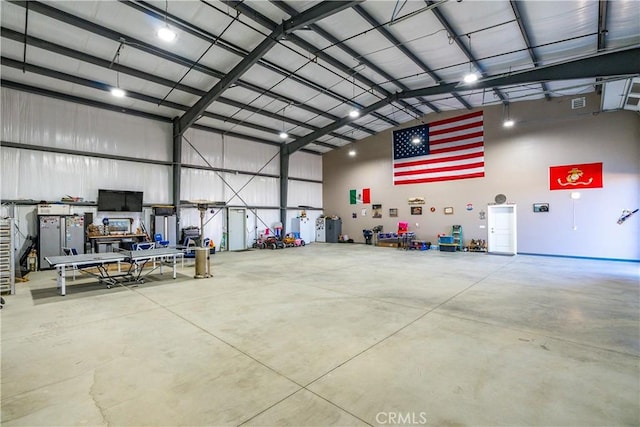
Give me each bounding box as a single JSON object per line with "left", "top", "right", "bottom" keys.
{"left": 172, "top": 255, "right": 177, "bottom": 279}
{"left": 60, "top": 265, "right": 66, "bottom": 296}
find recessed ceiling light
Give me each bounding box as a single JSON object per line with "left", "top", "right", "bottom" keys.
{"left": 157, "top": 26, "right": 177, "bottom": 42}
{"left": 111, "top": 87, "right": 126, "bottom": 98}
{"left": 279, "top": 131, "right": 288, "bottom": 139}
{"left": 349, "top": 109, "right": 360, "bottom": 118}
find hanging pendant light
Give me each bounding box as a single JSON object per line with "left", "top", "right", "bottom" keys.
{"left": 279, "top": 105, "right": 288, "bottom": 139}
{"left": 110, "top": 42, "right": 126, "bottom": 98}
{"left": 157, "top": 0, "right": 176, "bottom": 42}
{"left": 462, "top": 34, "right": 478, "bottom": 84}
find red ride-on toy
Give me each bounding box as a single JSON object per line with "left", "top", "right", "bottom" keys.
{"left": 263, "top": 235, "right": 285, "bottom": 249}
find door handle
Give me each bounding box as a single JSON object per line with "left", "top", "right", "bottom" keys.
{"left": 490, "top": 228, "right": 494, "bottom": 233}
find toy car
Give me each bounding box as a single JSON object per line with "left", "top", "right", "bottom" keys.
{"left": 282, "top": 235, "right": 296, "bottom": 247}
{"left": 263, "top": 235, "right": 284, "bottom": 249}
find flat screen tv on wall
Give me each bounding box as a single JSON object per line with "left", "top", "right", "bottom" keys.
{"left": 98, "top": 189, "right": 143, "bottom": 212}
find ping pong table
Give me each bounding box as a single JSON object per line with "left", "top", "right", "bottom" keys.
{"left": 46, "top": 247, "right": 184, "bottom": 296}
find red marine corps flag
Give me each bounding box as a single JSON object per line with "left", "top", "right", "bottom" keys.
{"left": 549, "top": 162, "right": 603, "bottom": 190}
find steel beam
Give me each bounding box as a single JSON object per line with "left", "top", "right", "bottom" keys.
{"left": 510, "top": 0, "right": 551, "bottom": 101}
{"left": 122, "top": 1, "right": 361, "bottom": 139}
{"left": 403, "top": 47, "right": 640, "bottom": 99}
{"left": 1, "top": 27, "right": 355, "bottom": 144}
{"left": 353, "top": 4, "right": 470, "bottom": 110}
{"left": 7, "top": 1, "right": 376, "bottom": 137}
{"left": 176, "top": 1, "right": 363, "bottom": 135}
{"left": 175, "top": 28, "right": 283, "bottom": 135}
{"left": 284, "top": 46, "right": 640, "bottom": 154}
{"left": 0, "top": 79, "right": 170, "bottom": 122}
{"left": 426, "top": 0, "right": 507, "bottom": 103}
{"left": 222, "top": 0, "right": 411, "bottom": 123}
{"left": 270, "top": 1, "right": 441, "bottom": 113}
{"left": 1, "top": 56, "right": 341, "bottom": 150}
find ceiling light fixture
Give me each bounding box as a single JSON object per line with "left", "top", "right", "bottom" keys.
{"left": 157, "top": 26, "right": 176, "bottom": 42}
{"left": 111, "top": 87, "right": 126, "bottom": 98}
{"left": 279, "top": 104, "right": 288, "bottom": 139}
{"left": 502, "top": 101, "right": 514, "bottom": 128}
{"left": 463, "top": 72, "right": 478, "bottom": 84}
{"left": 110, "top": 41, "right": 126, "bottom": 98}
{"left": 157, "top": 0, "right": 176, "bottom": 42}
{"left": 348, "top": 147, "right": 356, "bottom": 157}
{"left": 348, "top": 74, "right": 360, "bottom": 119}
{"left": 462, "top": 34, "right": 478, "bottom": 84}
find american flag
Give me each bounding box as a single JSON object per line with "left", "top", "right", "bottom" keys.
{"left": 392, "top": 111, "right": 485, "bottom": 185}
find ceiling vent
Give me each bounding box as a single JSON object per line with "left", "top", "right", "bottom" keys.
{"left": 571, "top": 97, "right": 586, "bottom": 109}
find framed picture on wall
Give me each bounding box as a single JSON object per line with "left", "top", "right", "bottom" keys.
{"left": 389, "top": 208, "right": 398, "bottom": 217}
{"left": 411, "top": 206, "right": 422, "bottom": 215}
{"left": 444, "top": 207, "right": 454, "bottom": 215}
{"left": 533, "top": 203, "right": 549, "bottom": 212}
{"left": 372, "top": 204, "right": 382, "bottom": 218}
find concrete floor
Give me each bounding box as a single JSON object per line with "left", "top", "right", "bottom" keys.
{"left": 1, "top": 244, "right": 638, "bottom": 426}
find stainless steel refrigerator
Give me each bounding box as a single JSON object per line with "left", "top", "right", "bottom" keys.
{"left": 38, "top": 215, "right": 85, "bottom": 269}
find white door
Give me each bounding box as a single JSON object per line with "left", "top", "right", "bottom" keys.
{"left": 487, "top": 204, "right": 517, "bottom": 255}
{"left": 228, "top": 208, "right": 246, "bottom": 251}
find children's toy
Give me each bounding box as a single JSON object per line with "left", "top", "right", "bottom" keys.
{"left": 282, "top": 234, "right": 296, "bottom": 247}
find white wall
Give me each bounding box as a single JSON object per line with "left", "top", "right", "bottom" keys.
{"left": 1, "top": 89, "right": 323, "bottom": 252}
{"left": 322, "top": 93, "right": 640, "bottom": 261}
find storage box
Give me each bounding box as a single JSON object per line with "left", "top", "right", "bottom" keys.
{"left": 438, "top": 236, "right": 454, "bottom": 244}
{"left": 37, "top": 204, "right": 71, "bottom": 215}
{"left": 377, "top": 242, "right": 399, "bottom": 248}
{"left": 439, "top": 244, "right": 457, "bottom": 252}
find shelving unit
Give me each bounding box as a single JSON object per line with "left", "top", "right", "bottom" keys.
{"left": 452, "top": 225, "right": 463, "bottom": 251}
{"left": 0, "top": 218, "right": 15, "bottom": 295}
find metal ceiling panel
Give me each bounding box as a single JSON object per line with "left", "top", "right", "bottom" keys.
{"left": 241, "top": 0, "right": 324, "bottom": 24}
{"left": 605, "top": 0, "right": 640, "bottom": 49}
{"left": 2, "top": 66, "right": 75, "bottom": 96}
{"left": 1, "top": 1, "right": 27, "bottom": 31}
{"left": 1, "top": 66, "right": 183, "bottom": 119}
{"left": 517, "top": 1, "right": 598, "bottom": 64}
{"left": 3, "top": 0, "right": 638, "bottom": 155}
{"left": 194, "top": 115, "right": 286, "bottom": 143}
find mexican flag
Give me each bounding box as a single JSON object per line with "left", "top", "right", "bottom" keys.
{"left": 350, "top": 188, "right": 370, "bottom": 204}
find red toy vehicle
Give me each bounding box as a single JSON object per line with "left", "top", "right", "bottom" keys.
{"left": 262, "top": 235, "right": 284, "bottom": 249}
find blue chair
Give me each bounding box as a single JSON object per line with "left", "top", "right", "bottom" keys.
{"left": 154, "top": 233, "right": 169, "bottom": 247}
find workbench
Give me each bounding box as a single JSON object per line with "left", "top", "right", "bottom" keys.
{"left": 88, "top": 234, "right": 147, "bottom": 253}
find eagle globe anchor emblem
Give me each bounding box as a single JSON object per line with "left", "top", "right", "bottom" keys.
{"left": 557, "top": 167, "right": 593, "bottom": 187}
